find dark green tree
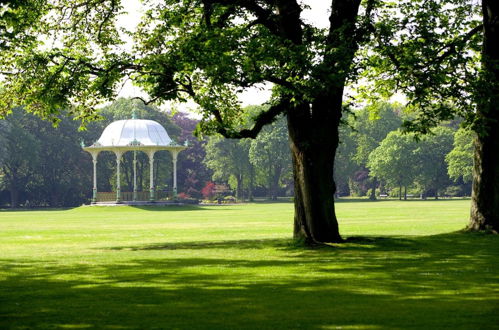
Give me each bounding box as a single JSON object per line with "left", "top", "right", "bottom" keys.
{"left": 249, "top": 115, "right": 291, "bottom": 200}
{"left": 350, "top": 102, "right": 403, "bottom": 199}
{"left": 367, "top": 130, "right": 419, "bottom": 200}
{"left": 414, "top": 126, "right": 454, "bottom": 199}
{"left": 204, "top": 136, "right": 252, "bottom": 200}
{"left": 0, "top": 110, "right": 41, "bottom": 207}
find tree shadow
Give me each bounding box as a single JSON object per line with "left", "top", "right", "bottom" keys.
{"left": 130, "top": 205, "right": 221, "bottom": 212}
{"left": 1, "top": 232, "right": 498, "bottom": 329}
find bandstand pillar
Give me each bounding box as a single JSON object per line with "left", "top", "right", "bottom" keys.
{"left": 114, "top": 150, "right": 123, "bottom": 203}
{"left": 171, "top": 150, "right": 179, "bottom": 197}
{"left": 147, "top": 150, "right": 156, "bottom": 202}
{"left": 91, "top": 151, "right": 100, "bottom": 203}
{"left": 133, "top": 151, "right": 138, "bottom": 201}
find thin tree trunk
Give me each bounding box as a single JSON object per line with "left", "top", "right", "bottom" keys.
{"left": 236, "top": 175, "right": 242, "bottom": 201}
{"left": 399, "top": 185, "right": 402, "bottom": 200}
{"left": 10, "top": 184, "right": 19, "bottom": 209}
{"left": 404, "top": 186, "right": 407, "bottom": 200}
{"left": 369, "top": 177, "right": 377, "bottom": 200}
{"left": 249, "top": 164, "right": 254, "bottom": 202}
{"left": 469, "top": 0, "right": 499, "bottom": 232}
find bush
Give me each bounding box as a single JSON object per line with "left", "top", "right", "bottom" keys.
{"left": 177, "top": 192, "right": 191, "bottom": 199}
{"left": 201, "top": 182, "right": 216, "bottom": 200}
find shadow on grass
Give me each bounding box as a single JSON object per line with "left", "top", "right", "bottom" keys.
{"left": 1, "top": 232, "right": 498, "bottom": 329}
{"left": 0, "top": 207, "right": 79, "bottom": 213}
{"left": 130, "top": 205, "right": 223, "bottom": 212}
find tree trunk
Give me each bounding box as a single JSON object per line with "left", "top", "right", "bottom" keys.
{"left": 249, "top": 164, "right": 254, "bottom": 202}
{"left": 9, "top": 183, "right": 19, "bottom": 209}
{"left": 235, "top": 175, "right": 243, "bottom": 201}
{"left": 469, "top": 0, "right": 499, "bottom": 233}
{"left": 369, "top": 177, "right": 377, "bottom": 200}
{"left": 287, "top": 99, "right": 342, "bottom": 244}
{"left": 399, "top": 185, "right": 402, "bottom": 200}
{"left": 404, "top": 186, "right": 407, "bottom": 200}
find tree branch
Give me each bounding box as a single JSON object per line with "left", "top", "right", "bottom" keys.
{"left": 436, "top": 24, "right": 483, "bottom": 62}
{"left": 216, "top": 100, "right": 288, "bottom": 139}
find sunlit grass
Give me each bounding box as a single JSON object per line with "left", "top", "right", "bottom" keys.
{"left": 1, "top": 200, "right": 498, "bottom": 329}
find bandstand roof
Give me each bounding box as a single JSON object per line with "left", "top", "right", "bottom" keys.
{"left": 97, "top": 119, "right": 173, "bottom": 147}
{"left": 83, "top": 118, "right": 186, "bottom": 153}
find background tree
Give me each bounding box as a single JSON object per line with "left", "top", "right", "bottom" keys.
{"left": 446, "top": 128, "right": 474, "bottom": 184}
{"left": 28, "top": 116, "right": 93, "bottom": 206}
{"left": 367, "top": 130, "right": 419, "bottom": 200}
{"left": 0, "top": 110, "right": 41, "bottom": 208}
{"left": 204, "top": 136, "right": 252, "bottom": 201}
{"left": 350, "top": 102, "right": 403, "bottom": 199}
{"left": 334, "top": 125, "right": 358, "bottom": 198}
{"left": 249, "top": 115, "right": 291, "bottom": 200}
{"left": 171, "top": 112, "right": 213, "bottom": 199}
{"left": 414, "top": 126, "right": 454, "bottom": 199}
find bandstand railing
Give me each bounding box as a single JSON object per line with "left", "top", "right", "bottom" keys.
{"left": 96, "top": 190, "right": 174, "bottom": 202}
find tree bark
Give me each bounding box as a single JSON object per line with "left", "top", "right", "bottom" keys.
{"left": 469, "top": 0, "right": 499, "bottom": 233}
{"left": 287, "top": 98, "right": 343, "bottom": 244}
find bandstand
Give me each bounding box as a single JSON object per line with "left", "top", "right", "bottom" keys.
{"left": 83, "top": 115, "right": 186, "bottom": 204}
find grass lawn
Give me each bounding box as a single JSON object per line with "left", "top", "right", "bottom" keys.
{"left": 0, "top": 199, "right": 498, "bottom": 329}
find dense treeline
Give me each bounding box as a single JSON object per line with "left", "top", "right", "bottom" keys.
{"left": 0, "top": 99, "right": 473, "bottom": 208}
{"left": 203, "top": 102, "right": 474, "bottom": 201}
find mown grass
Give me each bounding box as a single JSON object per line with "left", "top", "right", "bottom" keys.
{"left": 1, "top": 200, "right": 498, "bottom": 329}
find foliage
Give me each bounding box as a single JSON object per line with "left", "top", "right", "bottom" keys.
{"left": 0, "top": 108, "right": 91, "bottom": 207}
{"left": 413, "top": 126, "right": 454, "bottom": 198}
{"left": 367, "top": 130, "right": 419, "bottom": 197}
{"left": 249, "top": 113, "right": 291, "bottom": 200}
{"left": 171, "top": 112, "right": 212, "bottom": 198}
{"left": 203, "top": 136, "right": 252, "bottom": 200}
{"left": 446, "top": 128, "right": 474, "bottom": 183}
{"left": 201, "top": 181, "right": 215, "bottom": 200}
{"left": 360, "top": 0, "right": 482, "bottom": 133}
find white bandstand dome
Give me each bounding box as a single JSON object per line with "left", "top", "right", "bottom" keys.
{"left": 83, "top": 115, "right": 187, "bottom": 204}
{"left": 96, "top": 119, "right": 173, "bottom": 147}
